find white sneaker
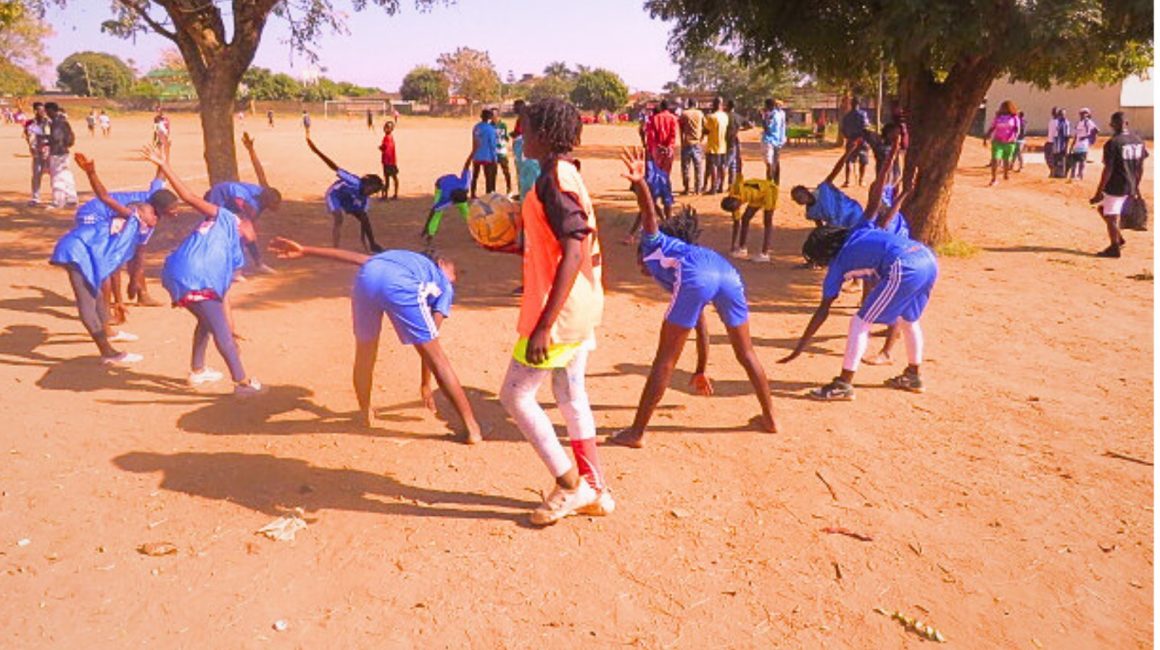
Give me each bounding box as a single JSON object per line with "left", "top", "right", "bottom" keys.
{"left": 531, "top": 481, "right": 598, "bottom": 526}
{"left": 189, "top": 367, "right": 224, "bottom": 386}
{"left": 577, "top": 487, "right": 616, "bottom": 516}
{"left": 102, "top": 352, "right": 143, "bottom": 366}
{"left": 751, "top": 253, "right": 772, "bottom": 263}
{"left": 234, "top": 378, "right": 266, "bottom": 397}
{"left": 731, "top": 248, "right": 748, "bottom": 259}
{"left": 108, "top": 330, "right": 139, "bottom": 343}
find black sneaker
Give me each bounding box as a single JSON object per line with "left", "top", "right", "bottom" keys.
{"left": 809, "top": 378, "right": 855, "bottom": 401}
{"left": 1096, "top": 245, "right": 1121, "bottom": 258}
{"left": 885, "top": 371, "right": 925, "bottom": 393}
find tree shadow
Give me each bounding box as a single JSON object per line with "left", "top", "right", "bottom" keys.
{"left": 0, "top": 324, "right": 81, "bottom": 367}
{"left": 112, "top": 451, "right": 536, "bottom": 523}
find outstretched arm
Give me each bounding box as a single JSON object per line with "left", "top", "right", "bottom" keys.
{"left": 823, "top": 139, "right": 861, "bottom": 185}
{"left": 863, "top": 138, "right": 901, "bottom": 219}
{"left": 876, "top": 185, "right": 910, "bottom": 230}
{"left": 242, "top": 132, "right": 270, "bottom": 188}
{"left": 690, "top": 312, "right": 714, "bottom": 396}
{"left": 306, "top": 137, "right": 339, "bottom": 171}
{"left": 141, "top": 145, "right": 218, "bottom": 218}
{"left": 268, "top": 237, "right": 372, "bottom": 266}
{"left": 621, "top": 146, "right": 659, "bottom": 235}
{"left": 74, "top": 154, "right": 132, "bottom": 218}
{"left": 779, "top": 296, "right": 835, "bottom": 363}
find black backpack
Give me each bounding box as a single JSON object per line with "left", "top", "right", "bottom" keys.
{"left": 1122, "top": 196, "right": 1148, "bottom": 231}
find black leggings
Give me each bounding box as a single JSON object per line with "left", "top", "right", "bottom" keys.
{"left": 187, "top": 299, "right": 246, "bottom": 381}
{"left": 66, "top": 266, "right": 116, "bottom": 357}
{"left": 471, "top": 161, "right": 497, "bottom": 197}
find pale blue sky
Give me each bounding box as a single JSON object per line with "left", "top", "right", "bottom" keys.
{"left": 40, "top": 1, "right": 680, "bottom": 93}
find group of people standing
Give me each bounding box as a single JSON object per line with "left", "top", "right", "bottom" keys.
{"left": 641, "top": 96, "right": 788, "bottom": 200}
{"left": 23, "top": 101, "right": 78, "bottom": 209}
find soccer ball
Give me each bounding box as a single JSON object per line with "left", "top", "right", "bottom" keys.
{"left": 466, "top": 192, "right": 520, "bottom": 251}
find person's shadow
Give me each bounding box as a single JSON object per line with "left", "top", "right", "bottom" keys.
{"left": 113, "top": 451, "right": 537, "bottom": 523}
{"left": 0, "top": 324, "right": 77, "bottom": 367}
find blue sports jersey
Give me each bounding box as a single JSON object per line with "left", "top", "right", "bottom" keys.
{"left": 472, "top": 122, "right": 498, "bottom": 163}
{"left": 432, "top": 168, "right": 472, "bottom": 211}
{"left": 513, "top": 137, "right": 540, "bottom": 200}
{"left": 646, "top": 160, "right": 674, "bottom": 207}
{"left": 205, "top": 182, "right": 263, "bottom": 220}
{"left": 806, "top": 182, "right": 864, "bottom": 229}
{"left": 75, "top": 178, "right": 165, "bottom": 226}
{"left": 640, "top": 231, "right": 749, "bottom": 329}
{"left": 51, "top": 212, "right": 149, "bottom": 292}
{"left": 161, "top": 207, "right": 245, "bottom": 303}
{"left": 325, "top": 169, "right": 367, "bottom": 214}
{"left": 822, "top": 228, "right": 928, "bottom": 299}
{"left": 351, "top": 250, "right": 454, "bottom": 344}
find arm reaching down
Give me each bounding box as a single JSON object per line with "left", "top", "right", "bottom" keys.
{"left": 779, "top": 296, "right": 836, "bottom": 363}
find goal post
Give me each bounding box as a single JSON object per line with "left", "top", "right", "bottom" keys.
{"left": 323, "top": 99, "right": 389, "bottom": 118}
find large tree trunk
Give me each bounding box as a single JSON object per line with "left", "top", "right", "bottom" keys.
{"left": 898, "top": 58, "right": 999, "bottom": 245}
{"left": 195, "top": 73, "right": 241, "bottom": 185}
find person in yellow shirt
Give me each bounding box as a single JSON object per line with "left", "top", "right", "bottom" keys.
{"left": 721, "top": 174, "right": 778, "bottom": 262}
{"left": 702, "top": 98, "right": 729, "bottom": 194}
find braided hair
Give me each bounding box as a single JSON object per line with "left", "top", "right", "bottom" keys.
{"left": 801, "top": 225, "right": 852, "bottom": 266}
{"left": 658, "top": 205, "right": 702, "bottom": 244}
{"left": 524, "top": 98, "right": 582, "bottom": 154}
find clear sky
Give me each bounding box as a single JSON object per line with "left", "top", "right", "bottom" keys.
{"left": 39, "top": 1, "right": 680, "bottom": 93}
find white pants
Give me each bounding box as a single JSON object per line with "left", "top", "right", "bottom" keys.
{"left": 499, "top": 349, "right": 596, "bottom": 479}
{"left": 49, "top": 154, "right": 77, "bottom": 207}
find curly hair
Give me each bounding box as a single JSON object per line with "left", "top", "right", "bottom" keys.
{"left": 524, "top": 98, "right": 582, "bottom": 154}
{"left": 801, "top": 225, "right": 852, "bottom": 266}
{"left": 659, "top": 205, "right": 702, "bottom": 244}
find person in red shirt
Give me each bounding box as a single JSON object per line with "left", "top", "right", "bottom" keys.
{"left": 378, "top": 120, "right": 399, "bottom": 200}
{"left": 645, "top": 100, "right": 679, "bottom": 176}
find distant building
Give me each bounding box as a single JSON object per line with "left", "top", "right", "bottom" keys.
{"left": 984, "top": 70, "right": 1154, "bottom": 138}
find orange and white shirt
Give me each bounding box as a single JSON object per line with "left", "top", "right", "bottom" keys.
{"left": 513, "top": 156, "right": 604, "bottom": 367}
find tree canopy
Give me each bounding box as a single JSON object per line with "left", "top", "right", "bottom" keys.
{"left": 437, "top": 47, "right": 501, "bottom": 103}
{"left": 570, "top": 68, "right": 629, "bottom": 113}
{"left": 57, "top": 51, "right": 134, "bottom": 97}
{"left": 400, "top": 65, "right": 450, "bottom": 104}
{"left": 673, "top": 48, "right": 792, "bottom": 112}
{"left": 646, "top": 0, "right": 1153, "bottom": 243}
{"left": 0, "top": 55, "right": 38, "bottom": 94}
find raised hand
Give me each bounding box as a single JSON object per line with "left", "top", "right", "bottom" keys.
{"left": 241, "top": 131, "right": 255, "bottom": 150}
{"left": 140, "top": 144, "right": 167, "bottom": 167}
{"left": 74, "top": 153, "right": 95, "bottom": 174}
{"left": 620, "top": 146, "right": 647, "bottom": 184}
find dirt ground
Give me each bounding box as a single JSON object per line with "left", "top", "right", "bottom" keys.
{"left": 0, "top": 111, "right": 1152, "bottom": 649}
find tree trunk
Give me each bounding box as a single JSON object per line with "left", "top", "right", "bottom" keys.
{"left": 898, "top": 59, "right": 998, "bottom": 245}
{"left": 193, "top": 72, "right": 241, "bottom": 185}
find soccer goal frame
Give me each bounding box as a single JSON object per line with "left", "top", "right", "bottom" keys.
{"left": 323, "top": 99, "right": 389, "bottom": 118}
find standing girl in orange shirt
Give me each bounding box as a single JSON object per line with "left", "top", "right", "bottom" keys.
{"left": 498, "top": 99, "right": 612, "bottom": 526}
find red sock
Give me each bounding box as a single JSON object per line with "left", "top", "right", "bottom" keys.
{"left": 570, "top": 438, "right": 604, "bottom": 490}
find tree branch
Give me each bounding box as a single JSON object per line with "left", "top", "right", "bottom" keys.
{"left": 117, "top": 0, "right": 176, "bottom": 41}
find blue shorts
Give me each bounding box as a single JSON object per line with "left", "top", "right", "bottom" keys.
{"left": 351, "top": 261, "right": 439, "bottom": 345}
{"left": 858, "top": 248, "right": 938, "bottom": 325}
{"left": 666, "top": 252, "right": 749, "bottom": 329}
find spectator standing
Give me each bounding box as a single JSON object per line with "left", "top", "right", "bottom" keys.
{"left": 761, "top": 98, "right": 787, "bottom": 184}
{"left": 678, "top": 98, "right": 705, "bottom": 195}
{"left": 1090, "top": 111, "right": 1148, "bottom": 258}
{"left": 703, "top": 98, "right": 729, "bottom": 194}
{"left": 469, "top": 108, "right": 499, "bottom": 198}
{"left": 1069, "top": 107, "right": 1099, "bottom": 181}
{"left": 302, "top": 110, "right": 312, "bottom": 135}
{"left": 44, "top": 102, "right": 78, "bottom": 208}
{"left": 24, "top": 102, "right": 50, "bottom": 206}
{"left": 723, "top": 99, "right": 745, "bottom": 187}
{"left": 98, "top": 110, "right": 111, "bottom": 136}
{"left": 85, "top": 110, "right": 97, "bottom": 136}
{"left": 645, "top": 99, "right": 679, "bottom": 181}
{"left": 840, "top": 98, "right": 871, "bottom": 186}
{"left": 1014, "top": 111, "right": 1027, "bottom": 172}
{"left": 1045, "top": 107, "right": 1059, "bottom": 175}
{"left": 267, "top": 109, "right": 275, "bottom": 128}
{"left": 1051, "top": 108, "right": 1071, "bottom": 178}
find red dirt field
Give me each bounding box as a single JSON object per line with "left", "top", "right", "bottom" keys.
{"left": 0, "top": 113, "right": 1152, "bottom": 648}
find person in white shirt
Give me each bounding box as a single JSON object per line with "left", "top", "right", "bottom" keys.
{"left": 1069, "top": 107, "right": 1099, "bottom": 181}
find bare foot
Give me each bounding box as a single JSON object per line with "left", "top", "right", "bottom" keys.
{"left": 608, "top": 428, "right": 644, "bottom": 448}
{"left": 862, "top": 351, "right": 893, "bottom": 366}
{"left": 761, "top": 414, "right": 778, "bottom": 434}
{"left": 462, "top": 423, "right": 484, "bottom": 445}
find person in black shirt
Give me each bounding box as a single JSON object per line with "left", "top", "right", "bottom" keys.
{"left": 840, "top": 98, "right": 870, "bottom": 187}
{"left": 1090, "top": 112, "right": 1148, "bottom": 258}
